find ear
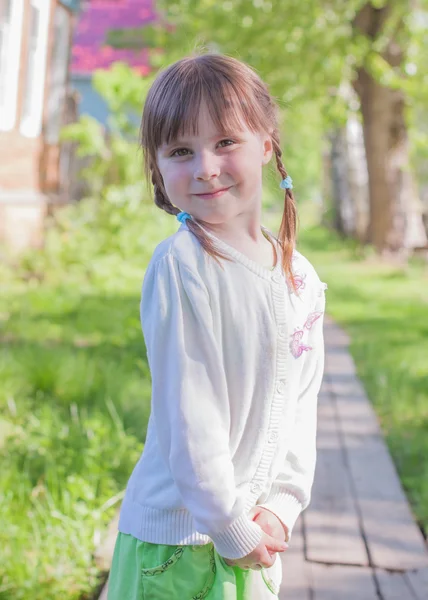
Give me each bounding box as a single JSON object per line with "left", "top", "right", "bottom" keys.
{"left": 262, "top": 134, "right": 273, "bottom": 165}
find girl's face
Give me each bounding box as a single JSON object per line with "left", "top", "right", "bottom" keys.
{"left": 156, "top": 101, "right": 273, "bottom": 225}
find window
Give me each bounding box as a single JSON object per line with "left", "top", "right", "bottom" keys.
{"left": 0, "top": 0, "right": 23, "bottom": 130}
{"left": 20, "top": 0, "right": 51, "bottom": 138}
{"left": 45, "top": 4, "right": 70, "bottom": 144}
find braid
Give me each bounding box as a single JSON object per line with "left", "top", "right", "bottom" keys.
{"left": 271, "top": 130, "right": 299, "bottom": 292}
{"left": 151, "top": 167, "right": 179, "bottom": 216}
{"left": 271, "top": 132, "right": 288, "bottom": 181}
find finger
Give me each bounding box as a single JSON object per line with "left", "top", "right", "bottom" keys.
{"left": 257, "top": 548, "right": 276, "bottom": 569}
{"left": 255, "top": 515, "right": 278, "bottom": 537}
{"left": 255, "top": 512, "right": 283, "bottom": 535}
{"left": 253, "top": 512, "right": 268, "bottom": 525}
{"left": 256, "top": 517, "right": 274, "bottom": 536}
{"left": 248, "top": 506, "right": 263, "bottom": 520}
{"left": 264, "top": 534, "right": 289, "bottom": 553}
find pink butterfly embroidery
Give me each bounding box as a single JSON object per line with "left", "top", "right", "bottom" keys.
{"left": 294, "top": 274, "right": 306, "bottom": 290}
{"left": 304, "top": 311, "right": 323, "bottom": 330}
{"left": 287, "top": 272, "right": 306, "bottom": 294}
{"left": 290, "top": 330, "right": 312, "bottom": 358}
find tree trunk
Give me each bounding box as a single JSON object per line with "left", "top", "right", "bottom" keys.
{"left": 320, "top": 139, "right": 332, "bottom": 228}
{"left": 329, "top": 127, "right": 355, "bottom": 236}
{"left": 325, "top": 115, "right": 369, "bottom": 241}
{"left": 345, "top": 114, "right": 370, "bottom": 243}
{"left": 353, "top": 3, "right": 427, "bottom": 255}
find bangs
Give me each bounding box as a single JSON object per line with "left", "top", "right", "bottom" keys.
{"left": 142, "top": 57, "right": 268, "bottom": 151}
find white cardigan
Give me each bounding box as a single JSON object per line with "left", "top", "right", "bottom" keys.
{"left": 118, "top": 221, "right": 327, "bottom": 559}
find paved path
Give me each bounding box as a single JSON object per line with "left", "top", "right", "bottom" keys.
{"left": 280, "top": 316, "right": 428, "bottom": 599}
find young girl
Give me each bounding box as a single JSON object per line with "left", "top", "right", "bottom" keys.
{"left": 107, "top": 52, "right": 327, "bottom": 600}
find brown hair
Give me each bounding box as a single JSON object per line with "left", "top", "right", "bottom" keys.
{"left": 141, "top": 52, "right": 298, "bottom": 288}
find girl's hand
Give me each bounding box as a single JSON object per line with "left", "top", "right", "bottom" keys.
{"left": 249, "top": 506, "right": 288, "bottom": 545}
{"left": 223, "top": 531, "right": 287, "bottom": 570}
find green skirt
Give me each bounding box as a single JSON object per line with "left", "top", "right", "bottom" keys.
{"left": 106, "top": 532, "right": 282, "bottom": 599}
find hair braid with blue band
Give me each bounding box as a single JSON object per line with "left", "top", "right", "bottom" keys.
{"left": 177, "top": 211, "right": 192, "bottom": 223}
{"left": 280, "top": 175, "right": 293, "bottom": 190}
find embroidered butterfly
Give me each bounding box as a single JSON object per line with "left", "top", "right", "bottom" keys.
{"left": 304, "top": 311, "right": 323, "bottom": 330}
{"left": 290, "top": 330, "right": 312, "bottom": 359}
{"left": 287, "top": 272, "right": 306, "bottom": 292}
{"left": 294, "top": 274, "right": 306, "bottom": 290}
{"left": 287, "top": 272, "right": 306, "bottom": 295}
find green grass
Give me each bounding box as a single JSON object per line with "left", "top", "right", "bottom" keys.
{"left": 296, "top": 223, "right": 428, "bottom": 535}
{"left": 0, "top": 283, "right": 151, "bottom": 598}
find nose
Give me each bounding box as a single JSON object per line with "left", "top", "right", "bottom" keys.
{"left": 193, "top": 151, "right": 220, "bottom": 181}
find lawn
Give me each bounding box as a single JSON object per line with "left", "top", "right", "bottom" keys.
{"left": 1, "top": 212, "right": 427, "bottom": 598}
{"left": 0, "top": 278, "right": 150, "bottom": 598}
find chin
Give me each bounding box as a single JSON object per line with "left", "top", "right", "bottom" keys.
{"left": 198, "top": 213, "right": 230, "bottom": 226}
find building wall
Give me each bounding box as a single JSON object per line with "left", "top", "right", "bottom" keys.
{"left": 0, "top": 0, "right": 75, "bottom": 254}
{"left": 0, "top": 0, "right": 59, "bottom": 190}
{"left": 0, "top": 132, "right": 41, "bottom": 190}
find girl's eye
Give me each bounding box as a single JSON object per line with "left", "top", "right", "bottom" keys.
{"left": 218, "top": 139, "right": 236, "bottom": 148}
{"left": 169, "top": 139, "right": 236, "bottom": 157}
{"left": 170, "top": 148, "right": 190, "bottom": 157}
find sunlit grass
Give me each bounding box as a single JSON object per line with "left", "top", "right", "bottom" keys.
{"left": 0, "top": 286, "right": 150, "bottom": 599}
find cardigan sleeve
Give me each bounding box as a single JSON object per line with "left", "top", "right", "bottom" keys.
{"left": 140, "top": 253, "right": 263, "bottom": 559}
{"left": 258, "top": 278, "right": 327, "bottom": 542}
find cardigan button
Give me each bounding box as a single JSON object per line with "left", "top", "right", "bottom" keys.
{"left": 276, "top": 379, "right": 286, "bottom": 395}
{"left": 268, "top": 430, "right": 279, "bottom": 443}
{"left": 278, "top": 323, "right": 286, "bottom": 337}
{"left": 272, "top": 272, "right": 282, "bottom": 283}
{"left": 250, "top": 482, "right": 262, "bottom": 493}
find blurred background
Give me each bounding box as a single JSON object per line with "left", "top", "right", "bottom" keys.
{"left": 0, "top": 1, "right": 427, "bottom": 598}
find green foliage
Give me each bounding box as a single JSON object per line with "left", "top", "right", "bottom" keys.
{"left": 90, "top": 62, "right": 153, "bottom": 132}
{"left": 61, "top": 119, "right": 141, "bottom": 193}
{"left": 142, "top": 0, "right": 428, "bottom": 127}
{"left": 17, "top": 186, "right": 175, "bottom": 291}
{"left": 60, "top": 63, "right": 154, "bottom": 195}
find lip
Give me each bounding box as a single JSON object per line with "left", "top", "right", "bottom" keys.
{"left": 193, "top": 186, "right": 232, "bottom": 199}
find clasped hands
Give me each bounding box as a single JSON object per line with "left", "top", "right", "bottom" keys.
{"left": 222, "top": 506, "right": 289, "bottom": 571}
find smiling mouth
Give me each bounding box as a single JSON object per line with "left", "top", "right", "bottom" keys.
{"left": 194, "top": 186, "right": 232, "bottom": 199}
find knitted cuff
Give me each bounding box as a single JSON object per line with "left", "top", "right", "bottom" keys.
{"left": 258, "top": 491, "right": 303, "bottom": 543}
{"left": 210, "top": 513, "right": 263, "bottom": 559}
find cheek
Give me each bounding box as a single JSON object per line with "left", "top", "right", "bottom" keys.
{"left": 228, "top": 147, "right": 262, "bottom": 176}
{"left": 164, "top": 165, "right": 190, "bottom": 191}
{"left": 225, "top": 153, "right": 246, "bottom": 172}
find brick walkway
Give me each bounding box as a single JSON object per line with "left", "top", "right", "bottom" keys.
{"left": 280, "top": 316, "right": 428, "bottom": 599}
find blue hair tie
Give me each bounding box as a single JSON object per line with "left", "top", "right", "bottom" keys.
{"left": 177, "top": 211, "right": 192, "bottom": 223}
{"left": 280, "top": 176, "right": 293, "bottom": 190}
